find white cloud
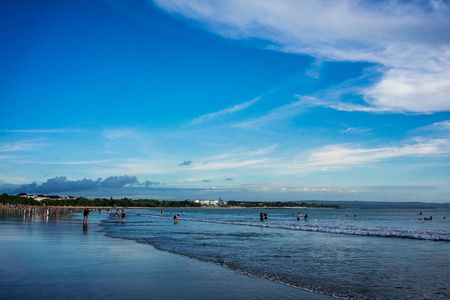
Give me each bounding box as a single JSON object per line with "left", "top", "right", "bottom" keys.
{"left": 154, "top": 0, "right": 450, "bottom": 113}
{"left": 364, "top": 67, "right": 450, "bottom": 113}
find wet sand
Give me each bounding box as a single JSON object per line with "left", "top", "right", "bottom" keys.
{"left": 0, "top": 210, "right": 331, "bottom": 300}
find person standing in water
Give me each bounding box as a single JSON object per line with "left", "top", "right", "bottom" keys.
{"left": 304, "top": 214, "right": 309, "bottom": 221}
{"left": 173, "top": 214, "right": 179, "bottom": 224}
{"left": 260, "top": 212, "right": 264, "bottom": 221}
{"left": 83, "top": 208, "right": 90, "bottom": 222}
{"left": 297, "top": 212, "right": 300, "bottom": 221}
{"left": 115, "top": 209, "right": 120, "bottom": 221}
{"left": 121, "top": 210, "right": 126, "bottom": 222}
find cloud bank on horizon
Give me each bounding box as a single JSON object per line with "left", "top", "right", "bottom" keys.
{"left": 5, "top": 175, "right": 139, "bottom": 194}
{"left": 154, "top": 0, "right": 450, "bottom": 113}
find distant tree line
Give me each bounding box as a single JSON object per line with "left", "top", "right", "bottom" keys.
{"left": 0, "top": 194, "right": 202, "bottom": 208}
{"left": 1, "top": 193, "right": 339, "bottom": 208}
{"left": 0, "top": 193, "right": 41, "bottom": 205}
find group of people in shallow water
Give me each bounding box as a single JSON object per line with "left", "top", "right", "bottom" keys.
{"left": 259, "top": 212, "right": 310, "bottom": 221}
{"left": 158, "top": 210, "right": 185, "bottom": 224}
{"left": 81, "top": 208, "right": 450, "bottom": 228}
{"left": 114, "top": 209, "right": 126, "bottom": 222}
{"left": 260, "top": 212, "right": 268, "bottom": 221}
{"left": 418, "top": 212, "right": 446, "bottom": 220}
{"left": 297, "top": 212, "right": 309, "bottom": 221}
{"left": 83, "top": 208, "right": 126, "bottom": 223}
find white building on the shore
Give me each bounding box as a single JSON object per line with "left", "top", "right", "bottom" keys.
{"left": 192, "top": 199, "right": 228, "bottom": 206}
{"left": 17, "top": 193, "right": 76, "bottom": 201}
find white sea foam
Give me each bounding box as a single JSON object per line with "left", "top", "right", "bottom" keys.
{"left": 144, "top": 214, "right": 450, "bottom": 241}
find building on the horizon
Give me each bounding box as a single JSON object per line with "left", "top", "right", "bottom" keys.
{"left": 191, "top": 199, "right": 228, "bottom": 207}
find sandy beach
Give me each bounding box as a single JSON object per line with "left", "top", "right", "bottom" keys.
{"left": 0, "top": 209, "right": 331, "bottom": 300}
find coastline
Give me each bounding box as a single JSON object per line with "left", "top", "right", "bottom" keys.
{"left": 1, "top": 205, "right": 340, "bottom": 210}
{"left": 0, "top": 209, "right": 331, "bottom": 300}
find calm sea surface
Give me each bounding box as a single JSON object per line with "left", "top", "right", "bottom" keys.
{"left": 100, "top": 208, "right": 450, "bottom": 299}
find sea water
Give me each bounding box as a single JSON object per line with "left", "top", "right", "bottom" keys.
{"left": 100, "top": 208, "right": 450, "bottom": 299}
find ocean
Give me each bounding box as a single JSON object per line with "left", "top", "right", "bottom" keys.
{"left": 100, "top": 208, "right": 450, "bottom": 299}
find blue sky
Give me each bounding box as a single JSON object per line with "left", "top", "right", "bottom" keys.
{"left": 1, "top": 0, "right": 449, "bottom": 202}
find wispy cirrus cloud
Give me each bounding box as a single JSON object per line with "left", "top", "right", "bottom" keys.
{"left": 418, "top": 120, "right": 450, "bottom": 133}
{"left": 196, "top": 144, "right": 277, "bottom": 170}
{"left": 297, "top": 95, "right": 394, "bottom": 114}
{"left": 340, "top": 124, "right": 372, "bottom": 134}
{"left": 303, "top": 138, "right": 450, "bottom": 171}
{"left": 190, "top": 96, "right": 261, "bottom": 124}
{"left": 33, "top": 160, "right": 111, "bottom": 165}
{"left": 235, "top": 99, "right": 305, "bottom": 128}
{"left": 0, "top": 141, "right": 47, "bottom": 152}
{"left": 194, "top": 158, "right": 269, "bottom": 170}
{"left": 154, "top": 0, "right": 450, "bottom": 114}
{"left": 0, "top": 129, "right": 83, "bottom": 133}
{"left": 102, "top": 128, "right": 136, "bottom": 140}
